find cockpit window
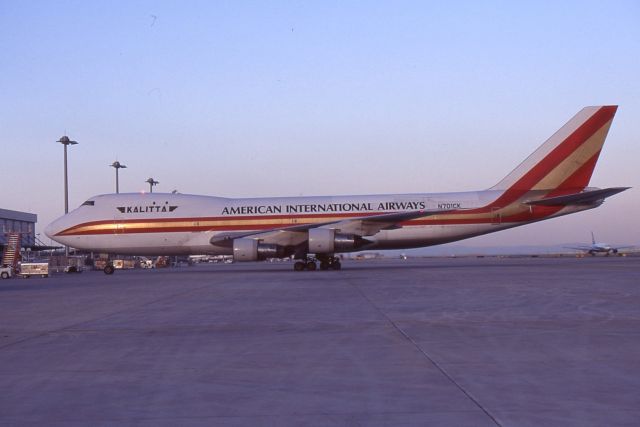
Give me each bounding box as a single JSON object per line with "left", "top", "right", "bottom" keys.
{"left": 81, "top": 200, "right": 95, "bottom": 206}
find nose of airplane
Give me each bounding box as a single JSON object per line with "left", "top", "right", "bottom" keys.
{"left": 44, "top": 216, "right": 65, "bottom": 241}
{"left": 44, "top": 220, "right": 56, "bottom": 240}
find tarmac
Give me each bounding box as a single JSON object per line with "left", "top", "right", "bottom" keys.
{"left": 1, "top": 256, "right": 639, "bottom": 426}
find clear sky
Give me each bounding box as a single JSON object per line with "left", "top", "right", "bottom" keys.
{"left": 1, "top": 1, "right": 638, "bottom": 247}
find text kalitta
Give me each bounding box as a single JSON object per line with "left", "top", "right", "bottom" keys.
{"left": 117, "top": 205, "right": 178, "bottom": 213}
{"left": 221, "top": 201, "right": 427, "bottom": 216}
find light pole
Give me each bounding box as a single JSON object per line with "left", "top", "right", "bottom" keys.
{"left": 110, "top": 161, "right": 127, "bottom": 193}
{"left": 146, "top": 178, "right": 159, "bottom": 193}
{"left": 58, "top": 135, "right": 78, "bottom": 257}
{"left": 57, "top": 136, "right": 78, "bottom": 215}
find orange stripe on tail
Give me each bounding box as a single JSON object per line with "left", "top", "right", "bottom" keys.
{"left": 491, "top": 106, "right": 617, "bottom": 199}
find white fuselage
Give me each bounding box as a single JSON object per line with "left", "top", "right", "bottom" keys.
{"left": 45, "top": 190, "right": 588, "bottom": 256}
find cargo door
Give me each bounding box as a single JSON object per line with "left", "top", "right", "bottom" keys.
{"left": 491, "top": 207, "right": 502, "bottom": 225}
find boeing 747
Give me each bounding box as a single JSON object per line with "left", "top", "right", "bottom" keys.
{"left": 45, "top": 106, "right": 629, "bottom": 273}
{"left": 566, "top": 232, "right": 635, "bottom": 256}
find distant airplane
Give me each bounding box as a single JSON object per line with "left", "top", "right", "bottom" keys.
{"left": 45, "top": 106, "right": 629, "bottom": 273}
{"left": 566, "top": 232, "right": 634, "bottom": 256}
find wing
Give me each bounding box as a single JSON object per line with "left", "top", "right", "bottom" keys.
{"left": 564, "top": 246, "right": 595, "bottom": 251}
{"left": 210, "top": 209, "right": 454, "bottom": 248}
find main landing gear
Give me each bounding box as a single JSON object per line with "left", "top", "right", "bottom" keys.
{"left": 293, "top": 255, "right": 341, "bottom": 272}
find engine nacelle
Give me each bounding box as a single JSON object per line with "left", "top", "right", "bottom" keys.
{"left": 308, "top": 228, "right": 361, "bottom": 254}
{"left": 233, "top": 238, "right": 284, "bottom": 261}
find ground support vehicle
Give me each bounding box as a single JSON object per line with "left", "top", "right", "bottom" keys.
{"left": 0, "top": 265, "right": 13, "bottom": 279}
{"left": 18, "top": 263, "right": 49, "bottom": 278}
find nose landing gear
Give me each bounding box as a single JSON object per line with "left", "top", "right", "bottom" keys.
{"left": 103, "top": 263, "right": 115, "bottom": 275}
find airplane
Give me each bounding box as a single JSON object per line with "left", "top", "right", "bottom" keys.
{"left": 566, "top": 232, "right": 635, "bottom": 256}
{"left": 45, "top": 106, "right": 629, "bottom": 274}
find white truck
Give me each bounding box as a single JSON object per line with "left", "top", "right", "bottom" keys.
{"left": 63, "top": 256, "right": 84, "bottom": 273}
{"left": 0, "top": 265, "right": 13, "bottom": 279}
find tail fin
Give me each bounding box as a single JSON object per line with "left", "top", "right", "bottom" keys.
{"left": 491, "top": 106, "right": 618, "bottom": 193}
{"left": 591, "top": 231, "right": 596, "bottom": 245}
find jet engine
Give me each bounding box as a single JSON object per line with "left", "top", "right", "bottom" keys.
{"left": 307, "top": 228, "right": 368, "bottom": 253}
{"left": 233, "top": 238, "right": 284, "bottom": 261}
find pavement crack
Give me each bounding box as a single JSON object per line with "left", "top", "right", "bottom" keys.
{"left": 347, "top": 280, "right": 502, "bottom": 427}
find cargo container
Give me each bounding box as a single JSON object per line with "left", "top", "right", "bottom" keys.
{"left": 19, "top": 262, "right": 49, "bottom": 278}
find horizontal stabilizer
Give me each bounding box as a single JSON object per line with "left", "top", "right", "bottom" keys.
{"left": 524, "top": 187, "right": 629, "bottom": 206}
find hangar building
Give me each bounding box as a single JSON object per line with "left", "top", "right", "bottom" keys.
{"left": 1, "top": 208, "right": 37, "bottom": 248}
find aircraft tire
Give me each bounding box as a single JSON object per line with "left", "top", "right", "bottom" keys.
{"left": 294, "top": 261, "right": 306, "bottom": 271}
{"left": 0, "top": 272, "right": 8, "bottom": 279}
{"left": 319, "top": 261, "right": 330, "bottom": 270}
{"left": 331, "top": 261, "right": 342, "bottom": 270}
{"left": 306, "top": 261, "right": 317, "bottom": 271}
{"left": 104, "top": 265, "right": 115, "bottom": 275}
